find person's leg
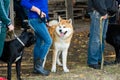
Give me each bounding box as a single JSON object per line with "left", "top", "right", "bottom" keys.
{"left": 33, "top": 33, "right": 42, "bottom": 61}
{"left": 14, "top": 1, "right": 28, "bottom": 29}
{"left": 0, "top": 24, "right": 7, "bottom": 57}
{"left": 29, "top": 19, "right": 52, "bottom": 60}
{"left": 29, "top": 18, "right": 52, "bottom": 75}
{"left": 87, "top": 11, "right": 101, "bottom": 65}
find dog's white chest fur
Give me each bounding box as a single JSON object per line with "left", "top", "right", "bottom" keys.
{"left": 55, "top": 40, "right": 70, "bottom": 50}
{"left": 14, "top": 52, "right": 22, "bottom": 62}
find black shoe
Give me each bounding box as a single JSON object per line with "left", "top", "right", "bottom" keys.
{"left": 88, "top": 64, "right": 100, "bottom": 69}
{"left": 110, "top": 60, "right": 120, "bottom": 64}
{"left": 98, "top": 61, "right": 112, "bottom": 66}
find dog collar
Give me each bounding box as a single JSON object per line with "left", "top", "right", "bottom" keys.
{"left": 13, "top": 31, "right": 25, "bottom": 46}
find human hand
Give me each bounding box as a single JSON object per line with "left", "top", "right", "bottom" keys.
{"left": 101, "top": 14, "right": 108, "bottom": 19}
{"left": 31, "top": 6, "right": 46, "bottom": 18}
{"left": 8, "top": 24, "right": 14, "bottom": 31}
{"left": 39, "top": 11, "right": 46, "bottom": 18}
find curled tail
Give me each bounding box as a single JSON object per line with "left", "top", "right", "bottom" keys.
{"left": 48, "top": 20, "right": 58, "bottom": 26}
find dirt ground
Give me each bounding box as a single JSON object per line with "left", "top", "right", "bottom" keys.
{"left": 0, "top": 19, "right": 120, "bottom": 80}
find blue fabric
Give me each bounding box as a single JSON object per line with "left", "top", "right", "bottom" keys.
{"left": 0, "top": 23, "right": 7, "bottom": 57}
{"left": 21, "top": 0, "right": 49, "bottom": 19}
{"left": 0, "top": 0, "right": 11, "bottom": 26}
{"left": 87, "top": 10, "right": 108, "bottom": 65}
{"left": 0, "top": 0, "right": 10, "bottom": 57}
{"left": 28, "top": 18, "right": 52, "bottom": 60}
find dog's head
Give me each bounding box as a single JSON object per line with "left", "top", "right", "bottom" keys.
{"left": 19, "top": 29, "right": 36, "bottom": 47}
{"left": 55, "top": 16, "right": 73, "bottom": 38}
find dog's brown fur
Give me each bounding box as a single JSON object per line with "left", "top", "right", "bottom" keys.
{"left": 48, "top": 16, "right": 73, "bottom": 72}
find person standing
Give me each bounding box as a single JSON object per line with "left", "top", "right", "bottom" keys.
{"left": 87, "top": 0, "right": 113, "bottom": 69}
{"left": 0, "top": 0, "right": 14, "bottom": 57}
{"left": 14, "top": 0, "right": 29, "bottom": 29}
{"left": 21, "top": 0, "right": 52, "bottom": 76}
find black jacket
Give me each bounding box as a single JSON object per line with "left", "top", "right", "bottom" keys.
{"left": 88, "top": 0, "right": 113, "bottom": 16}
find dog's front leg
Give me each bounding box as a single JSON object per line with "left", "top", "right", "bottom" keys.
{"left": 7, "top": 62, "right": 12, "bottom": 80}
{"left": 62, "top": 49, "right": 69, "bottom": 72}
{"left": 51, "top": 49, "right": 58, "bottom": 72}
{"left": 115, "top": 47, "right": 120, "bottom": 63}
{"left": 16, "top": 59, "right": 22, "bottom": 80}
{"left": 57, "top": 51, "right": 62, "bottom": 66}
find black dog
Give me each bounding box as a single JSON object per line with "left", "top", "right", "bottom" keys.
{"left": 0, "top": 29, "right": 36, "bottom": 80}
{"left": 106, "top": 23, "right": 120, "bottom": 64}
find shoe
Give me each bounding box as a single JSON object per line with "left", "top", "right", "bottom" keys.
{"left": 88, "top": 64, "right": 100, "bottom": 69}
{"left": 98, "top": 61, "right": 112, "bottom": 66}
{"left": 110, "top": 60, "right": 120, "bottom": 64}
{"left": 33, "top": 59, "right": 50, "bottom": 76}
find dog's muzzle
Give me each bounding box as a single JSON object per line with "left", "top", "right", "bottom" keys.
{"left": 59, "top": 29, "right": 67, "bottom": 37}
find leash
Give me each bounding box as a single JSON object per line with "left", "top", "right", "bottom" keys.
{"left": 100, "top": 17, "right": 104, "bottom": 70}
{"left": 12, "top": 30, "right": 25, "bottom": 46}
{"left": 100, "top": 14, "right": 115, "bottom": 69}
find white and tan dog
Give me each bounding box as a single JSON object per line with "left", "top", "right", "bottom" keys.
{"left": 48, "top": 16, "right": 73, "bottom": 72}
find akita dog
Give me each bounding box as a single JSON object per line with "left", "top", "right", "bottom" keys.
{"left": 48, "top": 16, "right": 74, "bottom": 72}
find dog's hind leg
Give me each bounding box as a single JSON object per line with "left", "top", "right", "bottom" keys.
{"left": 42, "top": 56, "right": 46, "bottom": 68}
{"left": 16, "top": 59, "right": 22, "bottom": 80}
{"left": 51, "top": 49, "right": 58, "bottom": 72}
{"left": 42, "top": 50, "right": 49, "bottom": 68}
{"left": 115, "top": 47, "right": 120, "bottom": 63}
{"left": 7, "top": 62, "right": 12, "bottom": 80}
{"left": 62, "top": 49, "right": 69, "bottom": 72}
{"left": 57, "top": 51, "right": 62, "bottom": 66}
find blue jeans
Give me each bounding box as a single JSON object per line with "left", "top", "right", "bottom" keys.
{"left": 87, "top": 11, "right": 108, "bottom": 65}
{"left": 29, "top": 18, "right": 52, "bottom": 61}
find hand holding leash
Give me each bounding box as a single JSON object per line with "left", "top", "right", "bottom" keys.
{"left": 101, "top": 14, "right": 108, "bottom": 20}
{"left": 39, "top": 11, "right": 46, "bottom": 18}
{"left": 8, "top": 24, "right": 14, "bottom": 31}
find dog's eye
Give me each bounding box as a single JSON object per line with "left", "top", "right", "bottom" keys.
{"left": 63, "top": 26, "right": 65, "bottom": 28}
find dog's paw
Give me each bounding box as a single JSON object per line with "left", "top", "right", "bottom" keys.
{"left": 57, "top": 63, "right": 63, "bottom": 66}
{"left": 51, "top": 67, "right": 56, "bottom": 72}
{"left": 51, "top": 68, "right": 56, "bottom": 72}
{"left": 64, "top": 68, "right": 69, "bottom": 72}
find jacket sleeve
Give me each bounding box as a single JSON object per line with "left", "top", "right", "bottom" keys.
{"left": 21, "top": 0, "right": 33, "bottom": 10}
{"left": 93, "top": 0, "right": 107, "bottom": 16}
{"left": 0, "top": 1, "right": 11, "bottom": 26}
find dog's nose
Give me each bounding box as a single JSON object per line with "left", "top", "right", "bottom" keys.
{"left": 59, "top": 29, "right": 62, "bottom": 33}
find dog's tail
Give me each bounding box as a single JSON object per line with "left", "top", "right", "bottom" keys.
{"left": 48, "top": 20, "right": 58, "bottom": 26}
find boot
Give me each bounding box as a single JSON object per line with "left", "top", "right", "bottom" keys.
{"left": 33, "top": 59, "right": 50, "bottom": 76}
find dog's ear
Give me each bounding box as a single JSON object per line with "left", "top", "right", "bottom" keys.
{"left": 68, "top": 19, "right": 72, "bottom": 24}
{"left": 58, "top": 16, "right": 62, "bottom": 22}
